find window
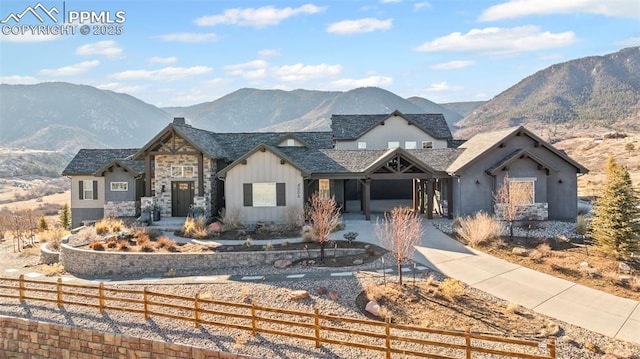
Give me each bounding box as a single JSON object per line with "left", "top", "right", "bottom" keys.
{"left": 243, "top": 183, "right": 286, "bottom": 207}
{"left": 79, "top": 180, "right": 97, "bottom": 200}
{"left": 422, "top": 141, "right": 433, "bottom": 149}
{"left": 357, "top": 141, "right": 367, "bottom": 149}
{"left": 171, "top": 166, "right": 194, "bottom": 177}
{"left": 286, "top": 139, "right": 295, "bottom": 146}
{"left": 110, "top": 182, "right": 128, "bottom": 191}
{"left": 404, "top": 141, "right": 417, "bottom": 149}
{"left": 388, "top": 141, "right": 400, "bottom": 148}
{"left": 509, "top": 178, "right": 535, "bottom": 204}
{"left": 319, "top": 179, "right": 330, "bottom": 198}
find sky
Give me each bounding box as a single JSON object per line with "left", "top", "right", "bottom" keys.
{"left": 1, "top": 0, "right": 638, "bottom": 107}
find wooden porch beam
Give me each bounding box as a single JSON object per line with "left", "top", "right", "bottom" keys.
{"left": 145, "top": 153, "right": 151, "bottom": 196}
{"left": 198, "top": 153, "right": 204, "bottom": 196}
{"left": 447, "top": 178, "right": 454, "bottom": 219}
{"left": 427, "top": 179, "right": 434, "bottom": 219}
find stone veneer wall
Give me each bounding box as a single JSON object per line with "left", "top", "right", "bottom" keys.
{"left": 155, "top": 154, "right": 213, "bottom": 218}
{"left": 104, "top": 201, "right": 137, "bottom": 218}
{"left": 39, "top": 243, "right": 59, "bottom": 265}
{"left": 495, "top": 202, "right": 549, "bottom": 221}
{"left": 0, "top": 315, "right": 252, "bottom": 359}
{"left": 60, "top": 243, "right": 365, "bottom": 277}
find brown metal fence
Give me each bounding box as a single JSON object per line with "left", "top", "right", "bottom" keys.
{"left": 0, "top": 275, "right": 555, "bottom": 359}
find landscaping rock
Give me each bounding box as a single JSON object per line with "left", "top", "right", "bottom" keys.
{"left": 273, "top": 259, "right": 292, "bottom": 269}
{"left": 512, "top": 247, "right": 529, "bottom": 256}
{"left": 580, "top": 261, "right": 590, "bottom": 268}
{"left": 315, "top": 287, "right": 327, "bottom": 295}
{"left": 243, "top": 295, "right": 252, "bottom": 304}
{"left": 618, "top": 263, "right": 632, "bottom": 273}
{"left": 328, "top": 290, "right": 339, "bottom": 301}
{"left": 352, "top": 259, "right": 363, "bottom": 265}
{"left": 365, "top": 300, "right": 383, "bottom": 317}
{"left": 290, "top": 290, "right": 310, "bottom": 301}
{"left": 208, "top": 222, "right": 223, "bottom": 233}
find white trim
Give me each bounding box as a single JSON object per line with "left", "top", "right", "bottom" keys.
{"left": 508, "top": 177, "right": 536, "bottom": 204}
{"left": 357, "top": 141, "right": 366, "bottom": 149}
{"left": 110, "top": 182, "right": 128, "bottom": 192}
{"left": 422, "top": 141, "right": 433, "bottom": 149}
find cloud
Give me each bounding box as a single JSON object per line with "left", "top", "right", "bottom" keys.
{"left": 75, "top": 40, "right": 123, "bottom": 58}
{"left": 272, "top": 63, "right": 342, "bottom": 82}
{"left": 195, "top": 4, "right": 325, "bottom": 27}
{"left": 147, "top": 56, "right": 178, "bottom": 64}
{"left": 614, "top": 37, "right": 640, "bottom": 47}
{"left": 96, "top": 82, "right": 145, "bottom": 94}
{"left": 380, "top": 0, "right": 402, "bottom": 3}
{"left": 258, "top": 49, "right": 280, "bottom": 59}
{"left": 414, "top": 2, "right": 432, "bottom": 11}
{"left": 110, "top": 66, "right": 213, "bottom": 81}
{"left": 155, "top": 33, "right": 218, "bottom": 43}
{"left": 223, "top": 60, "right": 268, "bottom": 79}
{"left": 39, "top": 60, "right": 100, "bottom": 76}
{"left": 0, "top": 75, "right": 38, "bottom": 84}
{"left": 425, "top": 81, "right": 461, "bottom": 92}
{"left": 327, "top": 18, "right": 393, "bottom": 34}
{"left": 415, "top": 26, "right": 576, "bottom": 55}
{"left": 0, "top": 33, "right": 58, "bottom": 43}
{"left": 479, "top": 0, "right": 639, "bottom": 21}
{"left": 328, "top": 75, "right": 393, "bottom": 89}
{"left": 429, "top": 60, "right": 475, "bottom": 70}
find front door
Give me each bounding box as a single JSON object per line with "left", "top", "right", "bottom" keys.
{"left": 171, "top": 181, "right": 194, "bottom": 217}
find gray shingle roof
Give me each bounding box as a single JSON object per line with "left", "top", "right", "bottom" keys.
{"left": 407, "top": 149, "right": 466, "bottom": 172}
{"left": 446, "top": 127, "right": 519, "bottom": 174}
{"left": 277, "top": 148, "right": 390, "bottom": 173}
{"left": 62, "top": 149, "right": 139, "bottom": 175}
{"left": 212, "top": 131, "right": 333, "bottom": 159}
{"left": 331, "top": 111, "right": 452, "bottom": 140}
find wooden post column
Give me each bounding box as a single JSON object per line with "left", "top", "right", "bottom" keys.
{"left": 447, "top": 178, "right": 454, "bottom": 219}
{"left": 427, "top": 179, "right": 435, "bottom": 219}
{"left": 363, "top": 179, "right": 371, "bottom": 220}
{"left": 197, "top": 152, "right": 204, "bottom": 196}
{"left": 145, "top": 153, "right": 152, "bottom": 196}
{"left": 419, "top": 180, "right": 426, "bottom": 214}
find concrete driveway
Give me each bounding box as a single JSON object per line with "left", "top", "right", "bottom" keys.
{"left": 338, "top": 218, "right": 640, "bottom": 345}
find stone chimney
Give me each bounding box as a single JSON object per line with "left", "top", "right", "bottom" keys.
{"left": 173, "top": 117, "right": 186, "bottom": 126}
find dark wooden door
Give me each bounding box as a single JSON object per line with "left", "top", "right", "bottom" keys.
{"left": 171, "top": 181, "right": 194, "bottom": 217}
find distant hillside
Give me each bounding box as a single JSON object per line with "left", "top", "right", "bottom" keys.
{"left": 0, "top": 82, "right": 172, "bottom": 152}
{"left": 7, "top": 125, "right": 108, "bottom": 154}
{"left": 0, "top": 148, "right": 72, "bottom": 178}
{"left": 167, "top": 87, "right": 457, "bottom": 132}
{"left": 457, "top": 47, "right": 640, "bottom": 138}
{"left": 439, "top": 101, "right": 486, "bottom": 118}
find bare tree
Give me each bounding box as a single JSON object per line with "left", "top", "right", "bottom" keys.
{"left": 375, "top": 207, "right": 423, "bottom": 285}
{"left": 493, "top": 174, "right": 532, "bottom": 242}
{"left": 305, "top": 192, "right": 342, "bottom": 262}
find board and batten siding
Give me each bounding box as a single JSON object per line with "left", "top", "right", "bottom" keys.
{"left": 224, "top": 150, "right": 304, "bottom": 223}
{"left": 334, "top": 115, "right": 448, "bottom": 150}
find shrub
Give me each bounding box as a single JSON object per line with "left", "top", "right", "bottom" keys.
{"left": 219, "top": 208, "right": 242, "bottom": 229}
{"left": 244, "top": 237, "right": 252, "bottom": 248}
{"left": 138, "top": 240, "right": 154, "bottom": 252}
{"left": 88, "top": 240, "right": 105, "bottom": 251}
{"left": 281, "top": 240, "right": 290, "bottom": 248}
{"left": 263, "top": 241, "right": 273, "bottom": 251}
{"left": 343, "top": 231, "right": 359, "bottom": 243}
{"left": 135, "top": 232, "right": 150, "bottom": 245}
{"left": 183, "top": 217, "right": 208, "bottom": 238}
{"left": 574, "top": 215, "right": 588, "bottom": 235}
{"left": 439, "top": 278, "right": 464, "bottom": 301}
{"left": 505, "top": 302, "right": 520, "bottom": 314}
{"left": 301, "top": 225, "right": 315, "bottom": 242}
{"left": 95, "top": 218, "right": 124, "bottom": 235}
{"left": 155, "top": 236, "right": 177, "bottom": 251}
{"left": 42, "top": 263, "right": 65, "bottom": 276}
{"left": 456, "top": 212, "right": 502, "bottom": 247}
{"left": 40, "top": 227, "right": 68, "bottom": 251}
{"left": 106, "top": 239, "right": 118, "bottom": 248}
{"left": 117, "top": 240, "right": 130, "bottom": 251}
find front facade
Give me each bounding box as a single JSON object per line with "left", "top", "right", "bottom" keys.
{"left": 62, "top": 111, "right": 587, "bottom": 228}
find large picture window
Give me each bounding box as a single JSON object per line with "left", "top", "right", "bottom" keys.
{"left": 509, "top": 178, "right": 535, "bottom": 204}
{"left": 243, "top": 183, "right": 286, "bottom": 207}
{"left": 110, "top": 182, "right": 128, "bottom": 191}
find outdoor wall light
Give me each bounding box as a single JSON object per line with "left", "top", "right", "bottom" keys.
{"left": 161, "top": 185, "right": 166, "bottom": 193}
{"left": 558, "top": 179, "right": 563, "bottom": 184}
{"left": 475, "top": 180, "right": 480, "bottom": 185}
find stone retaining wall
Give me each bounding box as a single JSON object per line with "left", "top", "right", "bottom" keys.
{"left": 0, "top": 315, "right": 251, "bottom": 358}
{"left": 39, "top": 243, "right": 59, "bottom": 265}
{"left": 60, "top": 243, "right": 366, "bottom": 277}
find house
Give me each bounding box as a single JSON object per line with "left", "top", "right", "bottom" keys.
{"left": 62, "top": 111, "right": 587, "bottom": 228}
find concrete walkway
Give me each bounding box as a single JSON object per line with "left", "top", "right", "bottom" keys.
{"left": 339, "top": 218, "right": 640, "bottom": 345}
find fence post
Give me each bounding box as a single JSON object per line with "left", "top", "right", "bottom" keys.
{"left": 57, "top": 278, "right": 63, "bottom": 308}
{"left": 251, "top": 300, "right": 257, "bottom": 337}
{"left": 18, "top": 275, "right": 25, "bottom": 303}
{"left": 465, "top": 327, "right": 471, "bottom": 359}
{"left": 314, "top": 308, "right": 320, "bottom": 348}
{"left": 98, "top": 282, "right": 105, "bottom": 314}
{"left": 194, "top": 293, "right": 200, "bottom": 328}
{"left": 143, "top": 287, "right": 149, "bottom": 320}
{"left": 549, "top": 337, "right": 556, "bottom": 358}
{"left": 385, "top": 317, "right": 391, "bottom": 359}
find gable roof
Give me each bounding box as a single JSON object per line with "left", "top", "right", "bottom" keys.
{"left": 62, "top": 149, "right": 139, "bottom": 176}
{"left": 446, "top": 126, "right": 588, "bottom": 175}
{"left": 93, "top": 158, "right": 146, "bottom": 177}
{"left": 331, "top": 110, "right": 452, "bottom": 140}
{"left": 216, "top": 144, "right": 311, "bottom": 178}
{"left": 212, "top": 131, "right": 333, "bottom": 159}
{"left": 486, "top": 149, "right": 557, "bottom": 176}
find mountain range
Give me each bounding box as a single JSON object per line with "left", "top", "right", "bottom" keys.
{"left": 0, "top": 47, "right": 638, "bottom": 176}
